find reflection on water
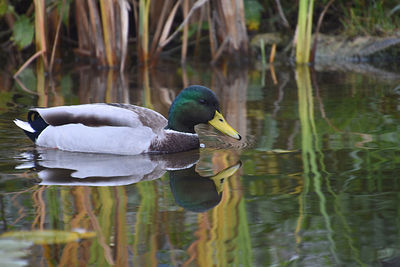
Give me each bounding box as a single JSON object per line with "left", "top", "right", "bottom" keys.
{"left": 0, "top": 60, "right": 400, "bottom": 266}
{"left": 16, "top": 148, "right": 241, "bottom": 213}
{"left": 17, "top": 149, "right": 201, "bottom": 186}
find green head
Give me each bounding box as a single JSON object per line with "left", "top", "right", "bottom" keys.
{"left": 167, "top": 85, "right": 241, "bottom": 140}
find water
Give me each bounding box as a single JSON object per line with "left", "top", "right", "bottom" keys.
{"left": 0, "top": 61, "right": 400, "bottom": 266}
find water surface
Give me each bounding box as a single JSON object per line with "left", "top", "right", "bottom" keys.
{"left": 0, "top": 62, "right": 400, "bottom": 266}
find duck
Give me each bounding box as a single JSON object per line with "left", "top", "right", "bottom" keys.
{"left": 14, "top": 85, "right": 241, "bottom": 155}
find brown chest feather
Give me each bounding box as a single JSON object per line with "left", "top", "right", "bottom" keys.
{"left": 150, "top": 132, "right": 199, "bottom": 153}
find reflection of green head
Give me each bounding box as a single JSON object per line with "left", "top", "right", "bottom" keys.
{"left": 169, "top": 161, "right": 241, "bottom": 212}
{"left": 169, "top": 166, "right": 222, "bottom": 212}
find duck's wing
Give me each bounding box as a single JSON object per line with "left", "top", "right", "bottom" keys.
{"left": 34, "top": 103, "right": 168, "bottom": 134}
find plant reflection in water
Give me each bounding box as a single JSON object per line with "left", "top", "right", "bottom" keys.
{"left": 12, "top": 148, "right": 243, "bottom": 266}
{"left": 17, "top": 149, "right": 240, "bottom": 207}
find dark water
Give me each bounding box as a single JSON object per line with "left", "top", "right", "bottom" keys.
{"left": 0, "top": 61, "right": 400, "bottom": 266}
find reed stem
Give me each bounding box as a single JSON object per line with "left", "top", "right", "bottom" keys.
{"left": 296, "top": 0, "right": 314, "bottom": 64}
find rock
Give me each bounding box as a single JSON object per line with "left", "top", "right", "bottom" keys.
{"left": 314, "top": 33, "right": 400, "bottom": 62}
{"left": 250, "top": 33, "right": 285, "bottom": 48}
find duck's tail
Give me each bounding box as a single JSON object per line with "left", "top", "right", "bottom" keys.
{"left": 14, "top": 111, "right": 48, "bottom": 142}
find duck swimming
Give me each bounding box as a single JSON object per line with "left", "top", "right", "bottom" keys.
{"left": 14, "top": 85, "right": 241, "bottom": 155}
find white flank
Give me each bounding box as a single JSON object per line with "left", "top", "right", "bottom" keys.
{"left": 36, "top": 124, "right": 156, "bottom": 155}
{"left": 14, "top": 119, "right": 35, "bottom": 133}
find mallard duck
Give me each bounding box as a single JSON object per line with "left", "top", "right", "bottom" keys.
{"left": 14, "top": 85, "right": 241, "bottom": 155}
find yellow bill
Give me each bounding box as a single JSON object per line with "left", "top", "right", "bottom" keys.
{"left": 208, "top": 111, "right": 241, "bottom": 140}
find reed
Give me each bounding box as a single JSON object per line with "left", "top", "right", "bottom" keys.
{"left": 181, "top": 0, "right": 189, "bottom": 63}
{"left": 99, "top": 0, "right": 116, "bottom": 66}
{"left": 14, "top": 0, "right": 250, "bottom": 73}
{"left": 210, "top": 0, "right": 249, "bottom": 63}
{"left": 296, "top": 0, "right": 314, "bottom": 64}
{"left": 34, "top": 0, "right": 48, "bottom": 69}
{"left": 137, "top": 0, "right": 151, "bottom": 64}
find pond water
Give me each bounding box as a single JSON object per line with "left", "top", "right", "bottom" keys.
{"left": 0, "top": 60, "right": 399, "bottom": 266}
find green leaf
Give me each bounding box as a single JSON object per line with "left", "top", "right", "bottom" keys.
{"left": 0, "top": 0, "right": 8, "bottom": 16}
{"left": 15, "top": 67, "right": 36, "bottom": 92}
{"left": 12, "top": 15, "right": 34, "bottom": 49}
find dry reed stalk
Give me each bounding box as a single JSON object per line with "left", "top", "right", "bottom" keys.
{"left": 100, "top": 0, "right": 116, "bottom": 66}
{"left": 34, "top": 0, "right": 48, "bottom": 69}
{"left": 132, "top": 0, "right": 138, "bottom": 32}
{"left": 194, "top": 4, "right": 205, "bottom": 56}
{"left": 138, "top": 0, "right": 151, "bottom": 63}
{"left": 310, "top": 0, "right": 335, "bottom": 63}
{"left": 14, "top": 77, "right": 38, "bottom": 95}
{"left": 181, "top": 0, "right": 189, "bottom": 63}
{"left": 154, "top": 0, "right": 181, "bottom": 59}
{"left": 149, "top": 0, "right": 173, "bottom": 64}
{"left": 49, "top": 0, "right": 66, "bottom": 73}
{"left": 207, "top": 2, "right": 216, "bottom": 59}
{"left": 87, "top": 0, "right": 107, "bottom": 65}
{"left": 100, "top": 0, "right": 115, "bottom": 66}
{"left": 159, "top": 0, "right": 208, "bottom": 48}
{"left": 13, "top": 50, "right": 44, "bottom": 78}
{"left": 211, "top": 36, "right": 229, "bottom": 64}
{"left": 210, "top": 0, "right": 248, "bottom": 62}
{"left": 118, "top": 0, "right": 130, "bottom": 71}
{"left": 75, "top": 1, "right": 91, "bottom": 54}
{"left": 274, "top": 0, "right": 290, "bottom": 28}
{"left": 269, "top": 43, "right": 277, "bottom": 63}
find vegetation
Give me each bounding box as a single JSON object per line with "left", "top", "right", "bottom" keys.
{"left": 0, "top": 1, "right": 399, "bottom": 69}
{"left": 340, "top": 1, "right": 400, "bottom": 36}
{"left": 295, "top": 0, "right": 314, "bottom": 63}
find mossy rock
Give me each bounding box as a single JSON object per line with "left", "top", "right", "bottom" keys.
{"left": 315, "top": 33, "right": 400, "bottom": 62}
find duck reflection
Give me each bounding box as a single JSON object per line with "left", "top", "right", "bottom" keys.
{"left": 170, "top": 162, "right": 241, "bottom": 212}
{"left": 17, "top": 148, "right": 241, "bottom": 211}
{"left": 18, "top": 148, "right": 200, "bottom": 186}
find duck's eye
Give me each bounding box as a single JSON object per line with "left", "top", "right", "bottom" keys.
{"left": 198, "top": 99, "right": 207, "bottom": 105}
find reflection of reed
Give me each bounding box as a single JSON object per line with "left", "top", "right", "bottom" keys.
{"left": 76, "top": 67, "right": 129, "bottom": 103}
{"left": 295, "top": 66, "right": 339, "bottom": 264}
{"left": 115, "top": 187, "right": 128, "bottom": 267}
{"left": 28, "top": 185, "right": 134, "bottom": 266}
{"left": 184, "top": 150, "right": 252, "bottom": 266}
{"left": 32, "top": 186, "right": 46, "bottom": 230}
{"left": 212, "top": 66, "right": 248, "bottom": 138}
{"left": 182, "top": 66, "right": 251, "bottom": 266}
{"left": 59, "top": 187, "right": 90, "bottom": 267}
{"left": 133, "top": 182, "right": 159, "bottom": 267}
{"left": 36, "top": 59, "right": 48, "bottom": 107}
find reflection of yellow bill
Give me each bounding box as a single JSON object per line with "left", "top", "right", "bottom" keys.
{"left": 208, "top": 111, "right": 241, "bottom": 140}
{"left": 210, "top": 161, "right": 242, "bottom": 193}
